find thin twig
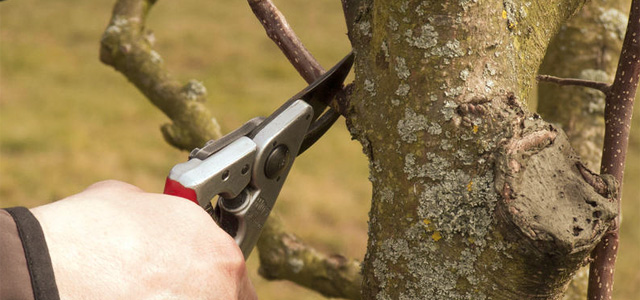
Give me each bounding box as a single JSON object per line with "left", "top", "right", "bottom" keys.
{"left": 247, "top": 0, "right": 324, "bottom": 84}
{"left": 536, "top": 75, "right": 611, "bottom": 94}
{"left": 247, "top": 0, "right": 350, "bottom": 131}
{"left": 588, "top": 1, "right": 640, "bottom": 299}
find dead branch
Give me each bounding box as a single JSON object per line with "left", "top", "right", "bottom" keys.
{"left": 588, "top": 0, "right": 640, "bottom": 298}
{"left": 257, "top": 215, "right": 362, "bottom": 300}
{"left": 100, "top": 0, "right": 221, "bottom": 150}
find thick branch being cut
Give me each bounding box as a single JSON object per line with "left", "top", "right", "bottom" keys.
{"left": 588, "top": 1, "right": 640, "bottom": 299}
{"left": 100, "top": 0, "right": 221, "bottom": 150}
{"left": 257, "top": 216, "right": 362, "bottom": 300}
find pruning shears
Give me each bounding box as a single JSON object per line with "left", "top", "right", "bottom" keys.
{"left": 163, "top": 53, "right": 354, "bottom": 259}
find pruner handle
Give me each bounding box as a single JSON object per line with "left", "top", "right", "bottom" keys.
{"left": 161, "top": 100, "right": 313, "bottom": 259}
{"left": 162, "top": 137, "right": 257, "bottom": 209}
{"left": 163, "top": 177, "right": 198, "bottom": 204}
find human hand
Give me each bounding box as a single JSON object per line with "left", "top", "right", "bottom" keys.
{"left": 30, "top": 180, "right": 257, "bottom": 300}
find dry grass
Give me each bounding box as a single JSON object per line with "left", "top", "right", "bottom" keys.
{"left": 1, "top": 0, "right": 638, "bottom": 299}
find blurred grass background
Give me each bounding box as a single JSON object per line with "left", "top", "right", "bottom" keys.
{"left": 0, "top": 0, "right": 638, "bottom": 299}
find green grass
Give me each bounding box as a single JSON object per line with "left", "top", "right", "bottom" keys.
{"left": 1, "top": 0, "right": 638, "bottom": 299}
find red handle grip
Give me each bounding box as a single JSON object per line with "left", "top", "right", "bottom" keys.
{"left": 163, "top": 177, "right": 199, "bottom": 205}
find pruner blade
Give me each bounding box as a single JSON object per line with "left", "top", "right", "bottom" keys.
{"left": 291, "top": 51, "right": 354, "bottom": 119}
{"left": 192, "top": 52, "right": 354, "bottom": 160}
{"left": 291, "top": 52, "right": 354, "bottom": 154}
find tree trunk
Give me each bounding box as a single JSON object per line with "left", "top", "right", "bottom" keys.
{"left": 342, "top": 0, "right": 618, "bottom": 298}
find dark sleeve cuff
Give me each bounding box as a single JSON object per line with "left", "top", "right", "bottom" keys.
{"left": 1, "top": 207, "right": 60, "bottom": 300}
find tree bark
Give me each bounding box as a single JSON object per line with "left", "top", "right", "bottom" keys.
{"left": 343, "top": 0, "right": 618, "bottom": 298}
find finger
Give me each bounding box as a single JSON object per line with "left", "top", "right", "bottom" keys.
{"left": 83, "top": 180, "right": 144, "bottom": 194}
{"left": 237, "top": 271, "right": 258, "bottom": 300}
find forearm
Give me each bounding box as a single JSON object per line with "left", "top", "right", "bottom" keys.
{"left": 1, "top": 207, "right": 60, "bottom": 300}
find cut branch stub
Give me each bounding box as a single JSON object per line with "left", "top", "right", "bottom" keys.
{"left": 100, "top": 0, "right": 221, "bottom": 151}
{"left": 493, "top": 120, "right": 617, "bottom": 295}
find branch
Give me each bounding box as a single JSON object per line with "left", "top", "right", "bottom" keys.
{"left": 247, "top": 2, "right": 361, "bottom": 296}
{"left": 100, "top": 0, "right": 222, "bottom": 150}
{"left": 247, "top": 0, "right": 324, "bottom": 84}
{"left": 536, "top": 75, "right": 611, "bottom": 94}
{"left": 588, "top": 1, "right": 640, "bottom": 299}
{"left": 257, "top": 215, "right": 362, "bottom": 300}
